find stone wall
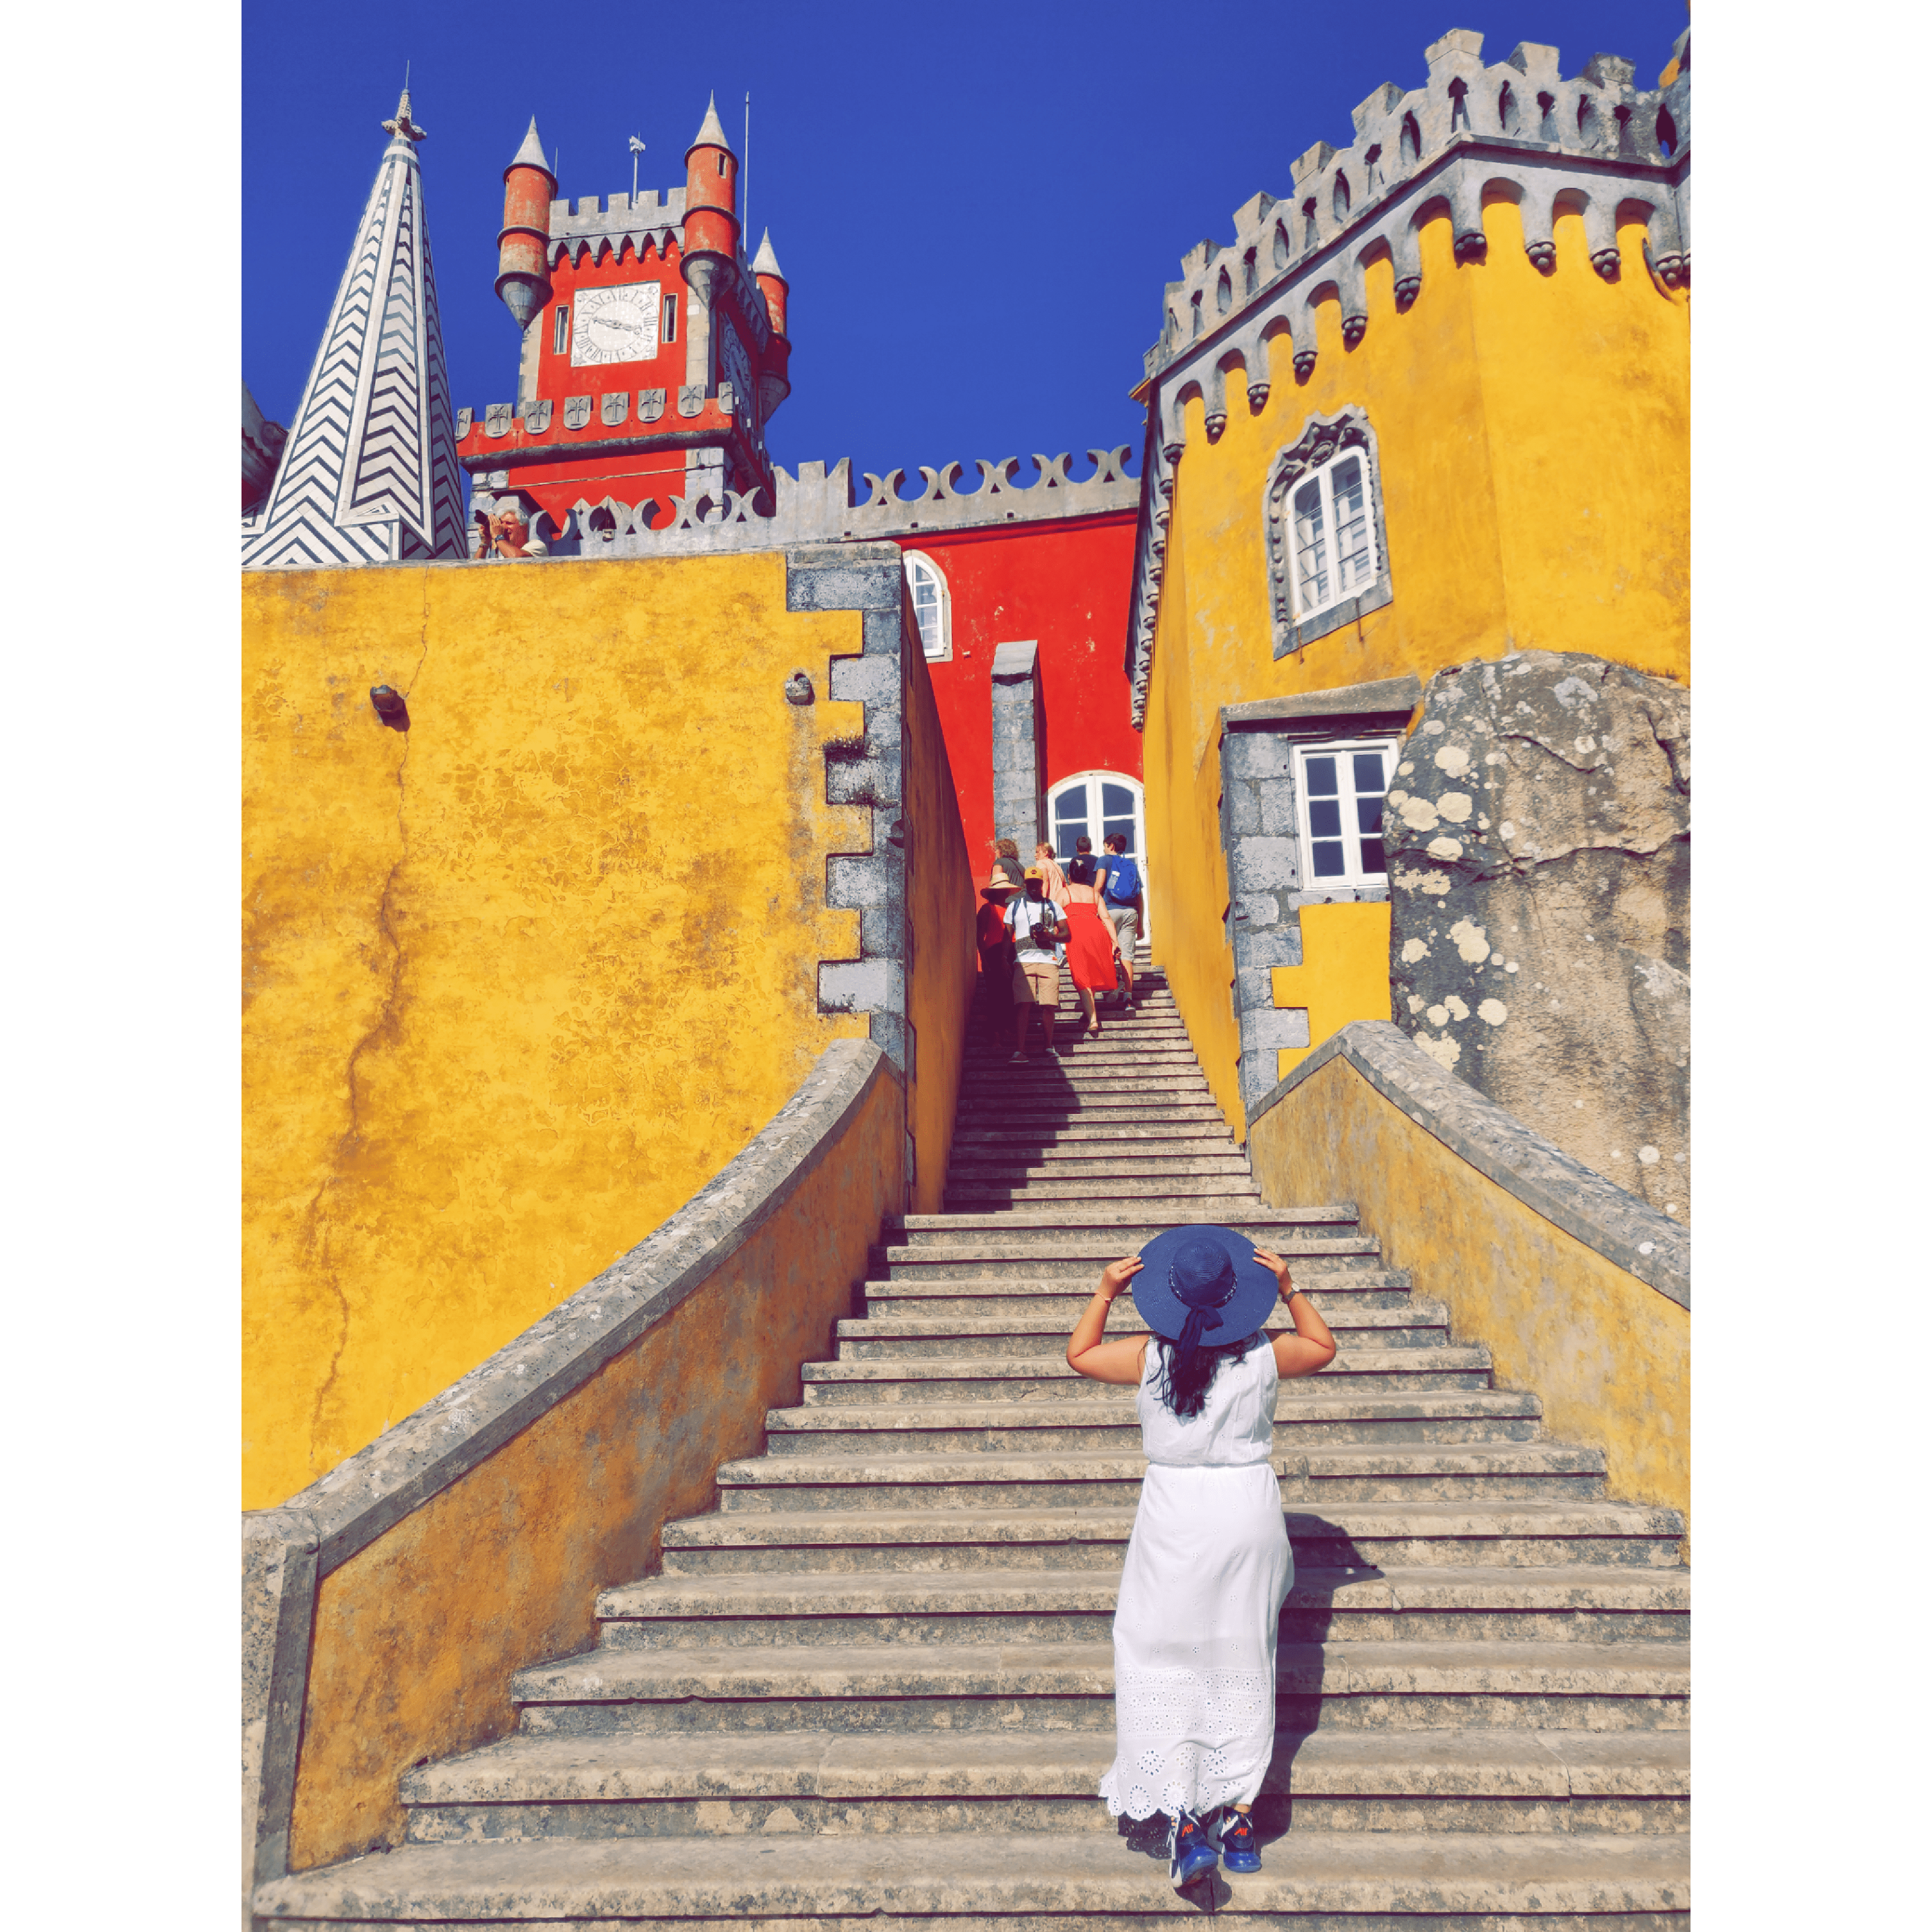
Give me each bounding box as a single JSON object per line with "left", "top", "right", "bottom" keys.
{"left": 1383, "top": 651, "right": 1689, "bottom": 1220}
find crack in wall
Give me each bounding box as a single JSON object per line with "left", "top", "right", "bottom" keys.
{"left": 302, "top": 583, "right": 432, "bottom": 1474}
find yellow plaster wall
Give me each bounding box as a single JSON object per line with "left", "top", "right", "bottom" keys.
{"left": 243, "top": 554, "right": 875, "bottom": 1510}
{"left": 1141, "top": 204, "right": 1688, "bottom": 1139}
{"left": 902, "top": 608, "right": 979, "bottom": 1209}
{"left": 287, "top": 1055, "right": 905, "bottom": 1870}
{"left": 1248, "top": 1052, "right": 1687, "bottom": 1528}
{"left": 1270, "top": 901, "right": 1392, "bottom": 1085}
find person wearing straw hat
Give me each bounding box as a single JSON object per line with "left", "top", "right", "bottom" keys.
{"left": 1066, "top": 1225, "right": 1337, "bottom": 1892}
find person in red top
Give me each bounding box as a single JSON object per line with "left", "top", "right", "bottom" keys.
{"left": 976, "top": 874, "right": 1020, "bottom": 1055}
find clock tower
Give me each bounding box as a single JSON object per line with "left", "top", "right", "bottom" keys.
{"left": 456, "top": 94, "right": 792, "bottom": 543}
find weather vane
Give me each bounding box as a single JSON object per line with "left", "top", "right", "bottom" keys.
{"left": 628, "top": 134, "right": 646, "bottom": 204}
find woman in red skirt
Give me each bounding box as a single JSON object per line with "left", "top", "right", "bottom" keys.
{"left": 1061, "top": 854, "right": 1121, "bottom": 1040}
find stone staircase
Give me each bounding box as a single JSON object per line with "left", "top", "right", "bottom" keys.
{"left": 256, "top": 957, "right": 1689, "bottom": 1925}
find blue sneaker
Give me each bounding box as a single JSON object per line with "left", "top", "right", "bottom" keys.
{"left": 1219, "top": 1808, "right": 1261, "bottom": 1872}
{"left": 1168, "top": 1809, "right": 1218, "bottom": 1891}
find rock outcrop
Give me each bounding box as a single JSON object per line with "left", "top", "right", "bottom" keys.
{"left": 1383, "top": 652, "right": 1690, "bottom": 1222}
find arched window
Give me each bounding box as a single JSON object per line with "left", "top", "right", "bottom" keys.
{"left": 903, "top": 552, "right": 950, "bottom": 661}
{"left": 1046, "top": 770, "right": 1150, "bottom": 942}
{"left": 1264, "top": 408, "right": 1392, "bottom": 655}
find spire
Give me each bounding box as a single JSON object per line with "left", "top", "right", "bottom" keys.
{"left": 382, "top": 85, "right": 427, "bottom": 145}
{"left": 751, "top": 228, "right": 784, "bottom": 278}
{"left": 687, "top": 91, "right": 733, "bottom": 157}
{"left": 243, "top": 95, "right": 465, "bottom": 568}
{"left": 507, "top": 115, "right": 549, "bottom": 174}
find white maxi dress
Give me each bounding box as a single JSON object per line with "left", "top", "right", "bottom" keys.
{"left": 1098, "top": 1336, "right": 1290, "bottom": 1821}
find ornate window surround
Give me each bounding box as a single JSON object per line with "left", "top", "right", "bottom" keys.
{"left": 1264, "top": 408, "right": 1394, "bottom": 658}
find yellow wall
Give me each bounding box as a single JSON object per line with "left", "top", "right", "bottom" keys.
{"left": 1143, "top": 204, "right": 1689, "bottom": 1135}
{"left": 287, "top": 1051, "right": 905, "bottom": 1870}
{"left": 1270, "top": 901, "right": 1392, "bottom": 1085}
{"left": 902, "top": 607, "right": 979, "bottom": 1209}
{"left": 1248, "top": 1051, "right": 1688, "bottom": 1530}
{"left": 243, "top": 553, "right": 877, "bottom": 1509}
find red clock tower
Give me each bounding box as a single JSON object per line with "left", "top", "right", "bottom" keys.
{"left": 456, "top": 95, "right": 791, "bottom": 540}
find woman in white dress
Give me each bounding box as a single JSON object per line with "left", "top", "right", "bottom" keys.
{"left": 1067, "top": 1227, "right": 1336, "bottom": 1891}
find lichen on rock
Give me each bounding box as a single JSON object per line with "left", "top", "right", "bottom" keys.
{"left": 1385, "top": 651, "right": 1690, "bottom": 1220}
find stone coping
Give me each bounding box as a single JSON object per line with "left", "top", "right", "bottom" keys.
{"left": 1221, "top": 674, "right": 1422, "bottom": 731}
{"left": 1246, "top": 1022, "right": 1688, "bottom": 1309}
{"left": 244, "top": 1036, "right": 901, "bottom": 1577}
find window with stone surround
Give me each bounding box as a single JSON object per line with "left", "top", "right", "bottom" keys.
{"left": 552, "top": 306, "right": 570, "bottom": 355}
{"left": 1293, "top": 738, "right": 1397, "bottom": 887}
{"left": 905, "top": 552, "right": 950, "bottom": 661}
{"left": 1265, "top": 408, "right": 1393, "bottom": 657}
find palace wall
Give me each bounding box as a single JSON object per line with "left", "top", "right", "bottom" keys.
{"left": 1142, "top": 201, "right": 1688, "bottom": 1139}
{"left": 242, "top": 549, "right": 964, "bottom": 1509}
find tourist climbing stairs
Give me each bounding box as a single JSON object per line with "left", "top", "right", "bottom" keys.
{"left": 256, "top": 954, "right": 1689, "bottom": 1925}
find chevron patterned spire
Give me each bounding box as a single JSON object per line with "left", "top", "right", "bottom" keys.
{"left": 242, "top": 92, "right": 465, "bottom": 569}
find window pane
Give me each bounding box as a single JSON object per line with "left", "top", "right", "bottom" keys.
{"left": 1311, "top": 840, "right": 1346, "bottom": 878}
{"left": 1358, "top": 837, "right": 1386, "bottom": 876}
{"left": 1352, "top": 750, "right": 1385, "bottom": 794}
{"left": 1331, "top": 456, "right": 1373, "bottom": 593}
{"left": 1308, "top": 799, "right": 1342, "bottom": 838}
{"left": 1303, "top": 756, "right": 1337, "bottom": 795}
{"left": 1293, "top": 478, "right": 1329, "bottom": 609}
{"left": 1355, "top": 797, "right": 1383, "bottom": 837}
{"left": 1101, "top": 819, "right": 1135, "bottom": 848}
{"left": 1100, "top": 783, "right": 1134, "bottom": 816}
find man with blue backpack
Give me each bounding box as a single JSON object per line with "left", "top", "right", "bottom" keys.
{"left": 1096, "top": 834, "right": 1144, "bottom": 1007}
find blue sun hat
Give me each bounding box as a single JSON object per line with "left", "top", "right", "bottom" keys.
{"left": 1132, "top": 1224, "right": 1279, "bottom": 1374}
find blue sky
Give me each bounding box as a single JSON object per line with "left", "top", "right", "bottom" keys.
{"left": 244, "top": 1, "right": 1685, "bottom": 488}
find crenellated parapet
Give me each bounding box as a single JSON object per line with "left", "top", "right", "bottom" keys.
{"left": 1123, "top": 25, "right": 1692, "bottom": 726}
{"left": 464, "top": 446, "right": 1140, "bottom": 561}
{"left": 544, "top": 186, "right": 688, "bottom": 269}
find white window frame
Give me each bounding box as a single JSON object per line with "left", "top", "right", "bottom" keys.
{"left": 904, "top": 551, "right": 951, "bottom": 661}
{"left": 1286, "top": 446, "right": 1379, "bottom": 626}
{"left": 552, "top": 305, "right": 570, "bottom": 355}
{"left": 662, "top": 291, "right": 679, "bottom": 343}
{"left": 1292, "top": 738, "right": 1397, "bottom": 890}
{"left": 1046, "top": 769, "right": 1150, "bottom": 943}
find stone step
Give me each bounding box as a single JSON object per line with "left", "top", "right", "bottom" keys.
{"left": 714, "top": 1442, "right": 1606, "bottom": 1512}
{"left": 255, "top": 1825, "right": 1692, "bottom": 1922}
{"left": 948, "top": 1154, "right": 1255, "bottom": 1182}
{"left": 857, "top": 1274, "right": 1413, "bottom": 1318}
{"left": 943, "top": 1174, "right": 1275, "bottom": 1205}
{"left": 592, "top": 1565, "right": 1687, "bottom": 1652}
{"left": 763, "top": 1387, "right": 1525, "bottom": 1453}
{"left": 880, "top": 1236, "right": 1377, "bottom": 1280}
{"left": 960, "top": 1073, "right": 1213, "bottom": 1095}
{"left": 892, "top": 1203, "right": 1357, "bottom": 1232}
{"left": 950, "top": 1122, "right": 1234, "bottom": 1145}
{"left": 839, "top": 1330, "right": 1491, "bottom": 1379}
{"left": 504, "top": 1639, "right": 1691, "bottom": 1738}
{"left": 660, "top": 1498, "right": 1686, "bottom": 1575}
{"left": 957, "top": 1098, "right": 1230, "bottom": 1121}
{"left": 396, "top": 1726, "right": 1689, "bottom": 1844}
{"left": 836, "top": 1303, "right": 1451, "bottom": 1358}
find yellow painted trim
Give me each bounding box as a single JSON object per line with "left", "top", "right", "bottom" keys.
{"left": 1269, "top": 900, "right": 1392, "bottom": 1084}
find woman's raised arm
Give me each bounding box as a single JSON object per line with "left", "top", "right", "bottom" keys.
{"left": 1066, "top": 1256, "right": 1149, "bottom": 1385}
{"left": 1252, "top": 1247, "right": 1337, "bottom": 1379}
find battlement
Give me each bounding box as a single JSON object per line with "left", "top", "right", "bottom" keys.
{"left": 545, "top": 184, "right": 689, "bottom": 267}
{"left": 1144, "top": 26, "right": 1691, "bottom": 382}
{"left": 462, "top": 447, "right": 1140, "bottom": 563}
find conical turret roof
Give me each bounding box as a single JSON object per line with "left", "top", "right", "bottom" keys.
{"left": 686, "top": 91, "right": 734, "bottom": 157}
{"left": 243, "top": 95, "right": 465, "bottom": 568}
{"left": 751, "top": 228, "right": 785, "bottom": 279}
{"left": 507, "top": 115, "right": 552, "bottom": 175}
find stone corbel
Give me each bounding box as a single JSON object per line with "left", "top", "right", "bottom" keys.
{"left": 1288, "top": 303, "right": 1318, "bottom": 381}
{"left": 1338, "top": 256, "right": 1370, "bottom": 348}
{"left": 1391, "top": 218, "right": 1424, "bottom": 307}
{"left": 1519, "top": 183, "right": 1558, "bottom": 272}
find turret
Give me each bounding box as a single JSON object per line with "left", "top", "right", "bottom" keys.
{"left": 496, "top": 117, "right": 556, "bottom": 329}
{"left": 751, "top": 229, "right": 791, "bottom": 422}
{"left": 751, "top": 228, "right": 788, "bottom": 338}
{"left": 679, "top": 94, "right": 739, "bottom": 394}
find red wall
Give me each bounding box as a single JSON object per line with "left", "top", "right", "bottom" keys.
{"left": 899, "top": 511, "right": 1141, "bottom": 877}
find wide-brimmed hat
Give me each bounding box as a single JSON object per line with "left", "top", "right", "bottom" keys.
{"left": 1132, "top": 1224, "right": 1277, "bottom": 1349}
{"left": 982, "top": 869, "right": 1018, "bottom": 893}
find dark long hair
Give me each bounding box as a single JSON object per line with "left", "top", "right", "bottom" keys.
{"left": 1154, "top": 1329, "right": 1265, "bottom": 1420}
{"left": 1068, "top": 855, "right": 1097, "bottom": 886}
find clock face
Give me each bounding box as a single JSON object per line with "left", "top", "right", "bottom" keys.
{"left": 571, "top": 283, "right": 661, "bottom": 367}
